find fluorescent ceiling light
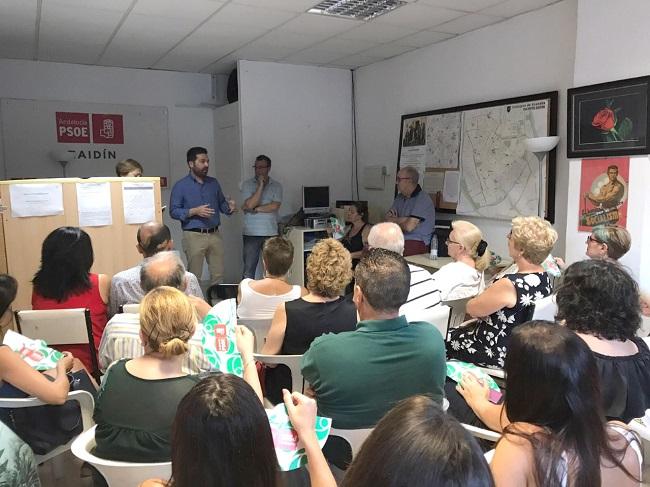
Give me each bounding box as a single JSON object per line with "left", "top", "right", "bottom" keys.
{"left": 308, "top": 0, "right": 408, "bottom": 21}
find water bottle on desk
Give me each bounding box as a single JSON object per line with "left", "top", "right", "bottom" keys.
{"left": 429, "top": 234, "right": 438, "bottom": 260}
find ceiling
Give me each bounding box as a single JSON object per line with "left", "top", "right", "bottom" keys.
{"left": 0, "top": 0, "right": 561, "bottom": 74}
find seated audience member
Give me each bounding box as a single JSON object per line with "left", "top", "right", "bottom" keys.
{"left": 237, "top": 237, "right": 306, "bottom": 320}
{"left": 115, "top": 158, "right": 143, "bottom": 177}
{"left": 367, "top": 223, "right": 442, "bottom": 315}
{"left": 32, "top": 227, "right": 109, "bottom": 371}
{"left": 109, "top": 221, "right": 203, "bottom": 317}
{"left": 94, "top": 287, "right": 203, "bottom": 461}
{"left": 340, "top": 202, "right": 371, "bottom": 267}
{"left": 302, "top": 249, "right": 446, "bottom": 466}
{"left": 585, "top": 224, "right": 631, "bottom": 261}
{"left": 262, "top": 238, "right": 356, "bottom": 403}
{"left": 555, "top": 260, "right": 650, "bottom": 422}
{"left": 98, "top": 251, "right": 212, "bottom": 373}
{"left": 458, "top": 322, "right": 641, "bottom": 486}
{"left": 433, "top": 220, "right": 488, "bottom": 301}
{"left": 340, "top": 396, "right": 493, "bottom": 487}
{"left": 447, "top": 216, "right": 556, "bottom": 368}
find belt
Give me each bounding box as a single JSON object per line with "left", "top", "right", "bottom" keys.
{"left": 186, "top": 226, "right": 219, "bottom": 234}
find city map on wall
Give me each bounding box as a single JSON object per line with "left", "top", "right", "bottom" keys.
{"left": 398, "top": 91, "right": 558, "bottom": 222}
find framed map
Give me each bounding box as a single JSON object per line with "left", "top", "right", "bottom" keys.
{"left": 397, "top": 91, "right": 558, "bottom": 222}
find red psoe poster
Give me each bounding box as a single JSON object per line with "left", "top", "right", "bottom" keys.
{"left": 578, "top": 157, "right": 629, "bottom": 231}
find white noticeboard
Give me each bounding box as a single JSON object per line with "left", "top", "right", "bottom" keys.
{"left": 76, "top": 182, "right": 112, "bottom": 227}
{"left": 9, "top": 183, "right": 64, "bottom": 217}
{"left": 122, "top": 181, "right": 155, "bottom": 224}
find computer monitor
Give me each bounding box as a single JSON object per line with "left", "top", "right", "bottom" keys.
{"left": 303, "top": 186, "right": 330, "bottom": 214}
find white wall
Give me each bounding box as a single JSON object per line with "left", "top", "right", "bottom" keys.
{"left": 353, "top": 0, "right": 578, "bottom": 258}
{"left": 238, "top": 60, "right": 354, "bottom": 217}
{"left": 0, "top": 58, "right": 220, "bottom": 278}
{"left": 566, "top": 0, "right": 650, "bottom": 287}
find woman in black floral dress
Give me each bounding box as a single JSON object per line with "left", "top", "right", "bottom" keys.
{"left": 447, "top": 216, "right": 557, "bottom": 368}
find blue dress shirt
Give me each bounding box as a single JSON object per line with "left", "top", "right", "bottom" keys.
{"left": 170, "top": 173, "right": 232, "bottom": 230}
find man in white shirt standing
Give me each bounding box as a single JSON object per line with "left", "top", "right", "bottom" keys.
{"left": 240, "top": 155, "right": 282, "bottom": 279}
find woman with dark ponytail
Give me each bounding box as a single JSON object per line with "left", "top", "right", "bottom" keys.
{"left": 459, "top": 322, "right": 642, "bottom": 486}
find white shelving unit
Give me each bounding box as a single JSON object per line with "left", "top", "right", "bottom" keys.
{"left": 285, "top": 226, "right": 328, "bottom": 286}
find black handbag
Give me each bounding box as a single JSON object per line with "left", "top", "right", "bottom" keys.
{"left": 0, "top": 370, "right": 96, "bottom": 455}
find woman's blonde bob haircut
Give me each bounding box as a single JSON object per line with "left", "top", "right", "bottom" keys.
{"left": 451, "top": 220, "right": 490, "bottom": 272}
{"left": 140, "top": 286, "right": 196, "bottom": 357}
{"left": 305, "top": 238, "right": 353, "bottom": 298}
{"left": 510, "top": 216, "right": 558, "bottom": 265}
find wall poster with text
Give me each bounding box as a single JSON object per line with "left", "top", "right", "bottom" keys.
{"left": 578, "top": 157, "right": 629, "bottom": 231}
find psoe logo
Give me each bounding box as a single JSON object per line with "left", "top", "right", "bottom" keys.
{"left": 55, "top": 112, "right": 124, "bottom": 144}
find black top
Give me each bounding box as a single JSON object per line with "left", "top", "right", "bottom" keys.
{"left": 265, "top": 296, "right": 357, "bottom": 403}
{"left": 594, "top": 336, "right": 650, "bottom": 422}
{"left": 341, "top": 223, "right": 367, "bottom": 255}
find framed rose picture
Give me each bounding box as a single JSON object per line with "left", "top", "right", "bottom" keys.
{"left": 567, "top": 76, "right": 650, "bottom": 158}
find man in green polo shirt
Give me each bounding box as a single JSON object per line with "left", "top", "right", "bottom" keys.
{"left": 301, "top": 248, "right": 446, "bottom": 431}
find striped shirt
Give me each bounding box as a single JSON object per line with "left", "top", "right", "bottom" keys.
{"left": 399, "top": 264, "right": 442, "bottom": 316}
{"left": 98, "top": 313, "right": 212, "bottom": 374}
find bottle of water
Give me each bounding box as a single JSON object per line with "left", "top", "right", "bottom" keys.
{"left": 430, "top": 234, "right": 438, "bottom": 260}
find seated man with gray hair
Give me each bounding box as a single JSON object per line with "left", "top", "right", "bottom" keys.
{"left": 108, "top": 221, "right": 203, "bottom": 317}
{"left": 368, "top": 222, "right": 442, "bottom": 317}
{"left": 98, "top": 251, "right": 212, "bottom": 373}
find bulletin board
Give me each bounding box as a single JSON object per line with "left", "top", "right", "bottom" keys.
{"left": 397, "top": 91, "right": 558, "bottom": 222}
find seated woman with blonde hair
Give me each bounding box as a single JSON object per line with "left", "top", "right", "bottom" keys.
{"left": 237, "top": 237, "right": 306, "bottom": 320}
{"left": 433, "top": 220, "right": 489, "bottom": 301}
{"left": 262, "top": 238, "right": 357, "bottom": 403}
{"left": 447, "top": 216, "right": 557, "bottom": 368}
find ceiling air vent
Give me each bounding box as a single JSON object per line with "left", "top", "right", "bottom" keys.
{"left": 308, "top": 0, "right": 408, "bottom": 21}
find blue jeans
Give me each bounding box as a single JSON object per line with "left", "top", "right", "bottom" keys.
{"left": 242, "top": 235, "right": 271, "bottom": 279}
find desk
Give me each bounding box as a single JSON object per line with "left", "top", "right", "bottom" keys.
{"left": 404, "top": 254, "right": 452, "bottom": 273}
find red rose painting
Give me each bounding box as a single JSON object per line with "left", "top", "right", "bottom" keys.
{"left": 591, "top": 100, "right": 633, "bottom": 142}
{"left": 592, "top": 108, "right": 615, "bottom": 131}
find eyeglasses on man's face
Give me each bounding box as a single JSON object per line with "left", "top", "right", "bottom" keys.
{"left": 586, "top": 235, "right": 602, "bottom": 244}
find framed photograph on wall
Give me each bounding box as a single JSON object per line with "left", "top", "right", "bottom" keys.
{"left": 568, "top": 76, "right": 650, "bottom": 158}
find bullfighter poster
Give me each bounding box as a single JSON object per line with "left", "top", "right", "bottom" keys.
{"left": 578, "top": 157, "right": 629, "bottom": 231}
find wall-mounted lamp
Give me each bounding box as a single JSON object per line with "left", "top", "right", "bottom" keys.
{"left": 48, "top": 150, "right": 75, "bottom": 177}
{"left": 525, "top": 136, "right": 560, "bottom": 217}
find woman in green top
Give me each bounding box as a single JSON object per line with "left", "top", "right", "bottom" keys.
{"left": 93, "top": 286, "right": 202, "bottom": 462}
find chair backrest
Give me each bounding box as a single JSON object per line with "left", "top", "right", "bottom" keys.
{"left": 0, "top": 390, "right": 95, "bottom": 465}
{"left": 207, "top": 283, "right": 239, "bottom": 305}
{"left": 15, "top": 308, "right": 99, "bottom": 378}
{"left": 121, "top": 303, "right": 140, "bottom": 314}
{"left": 329, "top": 427, "right": 374, "bottom": 458}
{"left": 461, "top": 423, "right": 501, "bottom": 443}
{"left": 71, "top": 425, "right": 172, "bottom": 487}
{"left": 239, "top": 318, "right": 273, "bottom": 352}
{"left": 404, "top": 304, "right": 450, "bottom": 339}
{"left": 253, "top": 353, "right": 304, "bottom": 393}
{"left": 442, "top": 297, "right": 472, "bottom": 330}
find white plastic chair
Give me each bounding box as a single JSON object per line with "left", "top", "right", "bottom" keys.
{"left": 239, "top": 318, "right": 273, "bottom": 352}
{"left": 442, "top": 297, "right": 472, "bottom": 329}
{"left": 329, "top": 427, "right": 374, "bottom": 458}
{"left": 121, "top": 303, "right": 140, "bottom": 314}
{"left": 15, "top": 308, "right": 99, "bottom": 380}
{"left": 462, "top": 423, "right": 501, "bottom": 443}
{"left": 0, "top": 389, "right": 95, "bottom": 465}
{"left": 253, "top": 353, "right": 304, "bottom": 393}
{"left": 404, "top": 304, "right": 451, "bottom": 339}
{"left": 71, "top": 425, "right": 172, "bottom": 487}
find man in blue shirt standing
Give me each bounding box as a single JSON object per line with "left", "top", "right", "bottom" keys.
{"left": 170, "top": 146, "right": 236, "bottom": 285}
{"left": 240, "top": 155, "right": 282, "bottom": 279}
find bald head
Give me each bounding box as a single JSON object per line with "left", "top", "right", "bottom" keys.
{"left": 140, "top": 251, "right": 186, "bottom": 292}
{"left": 368, "top": 222, "right": 405, "bottom": 255}
{"left": 137, "top": 221, "right": 172, "bottom": 258}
